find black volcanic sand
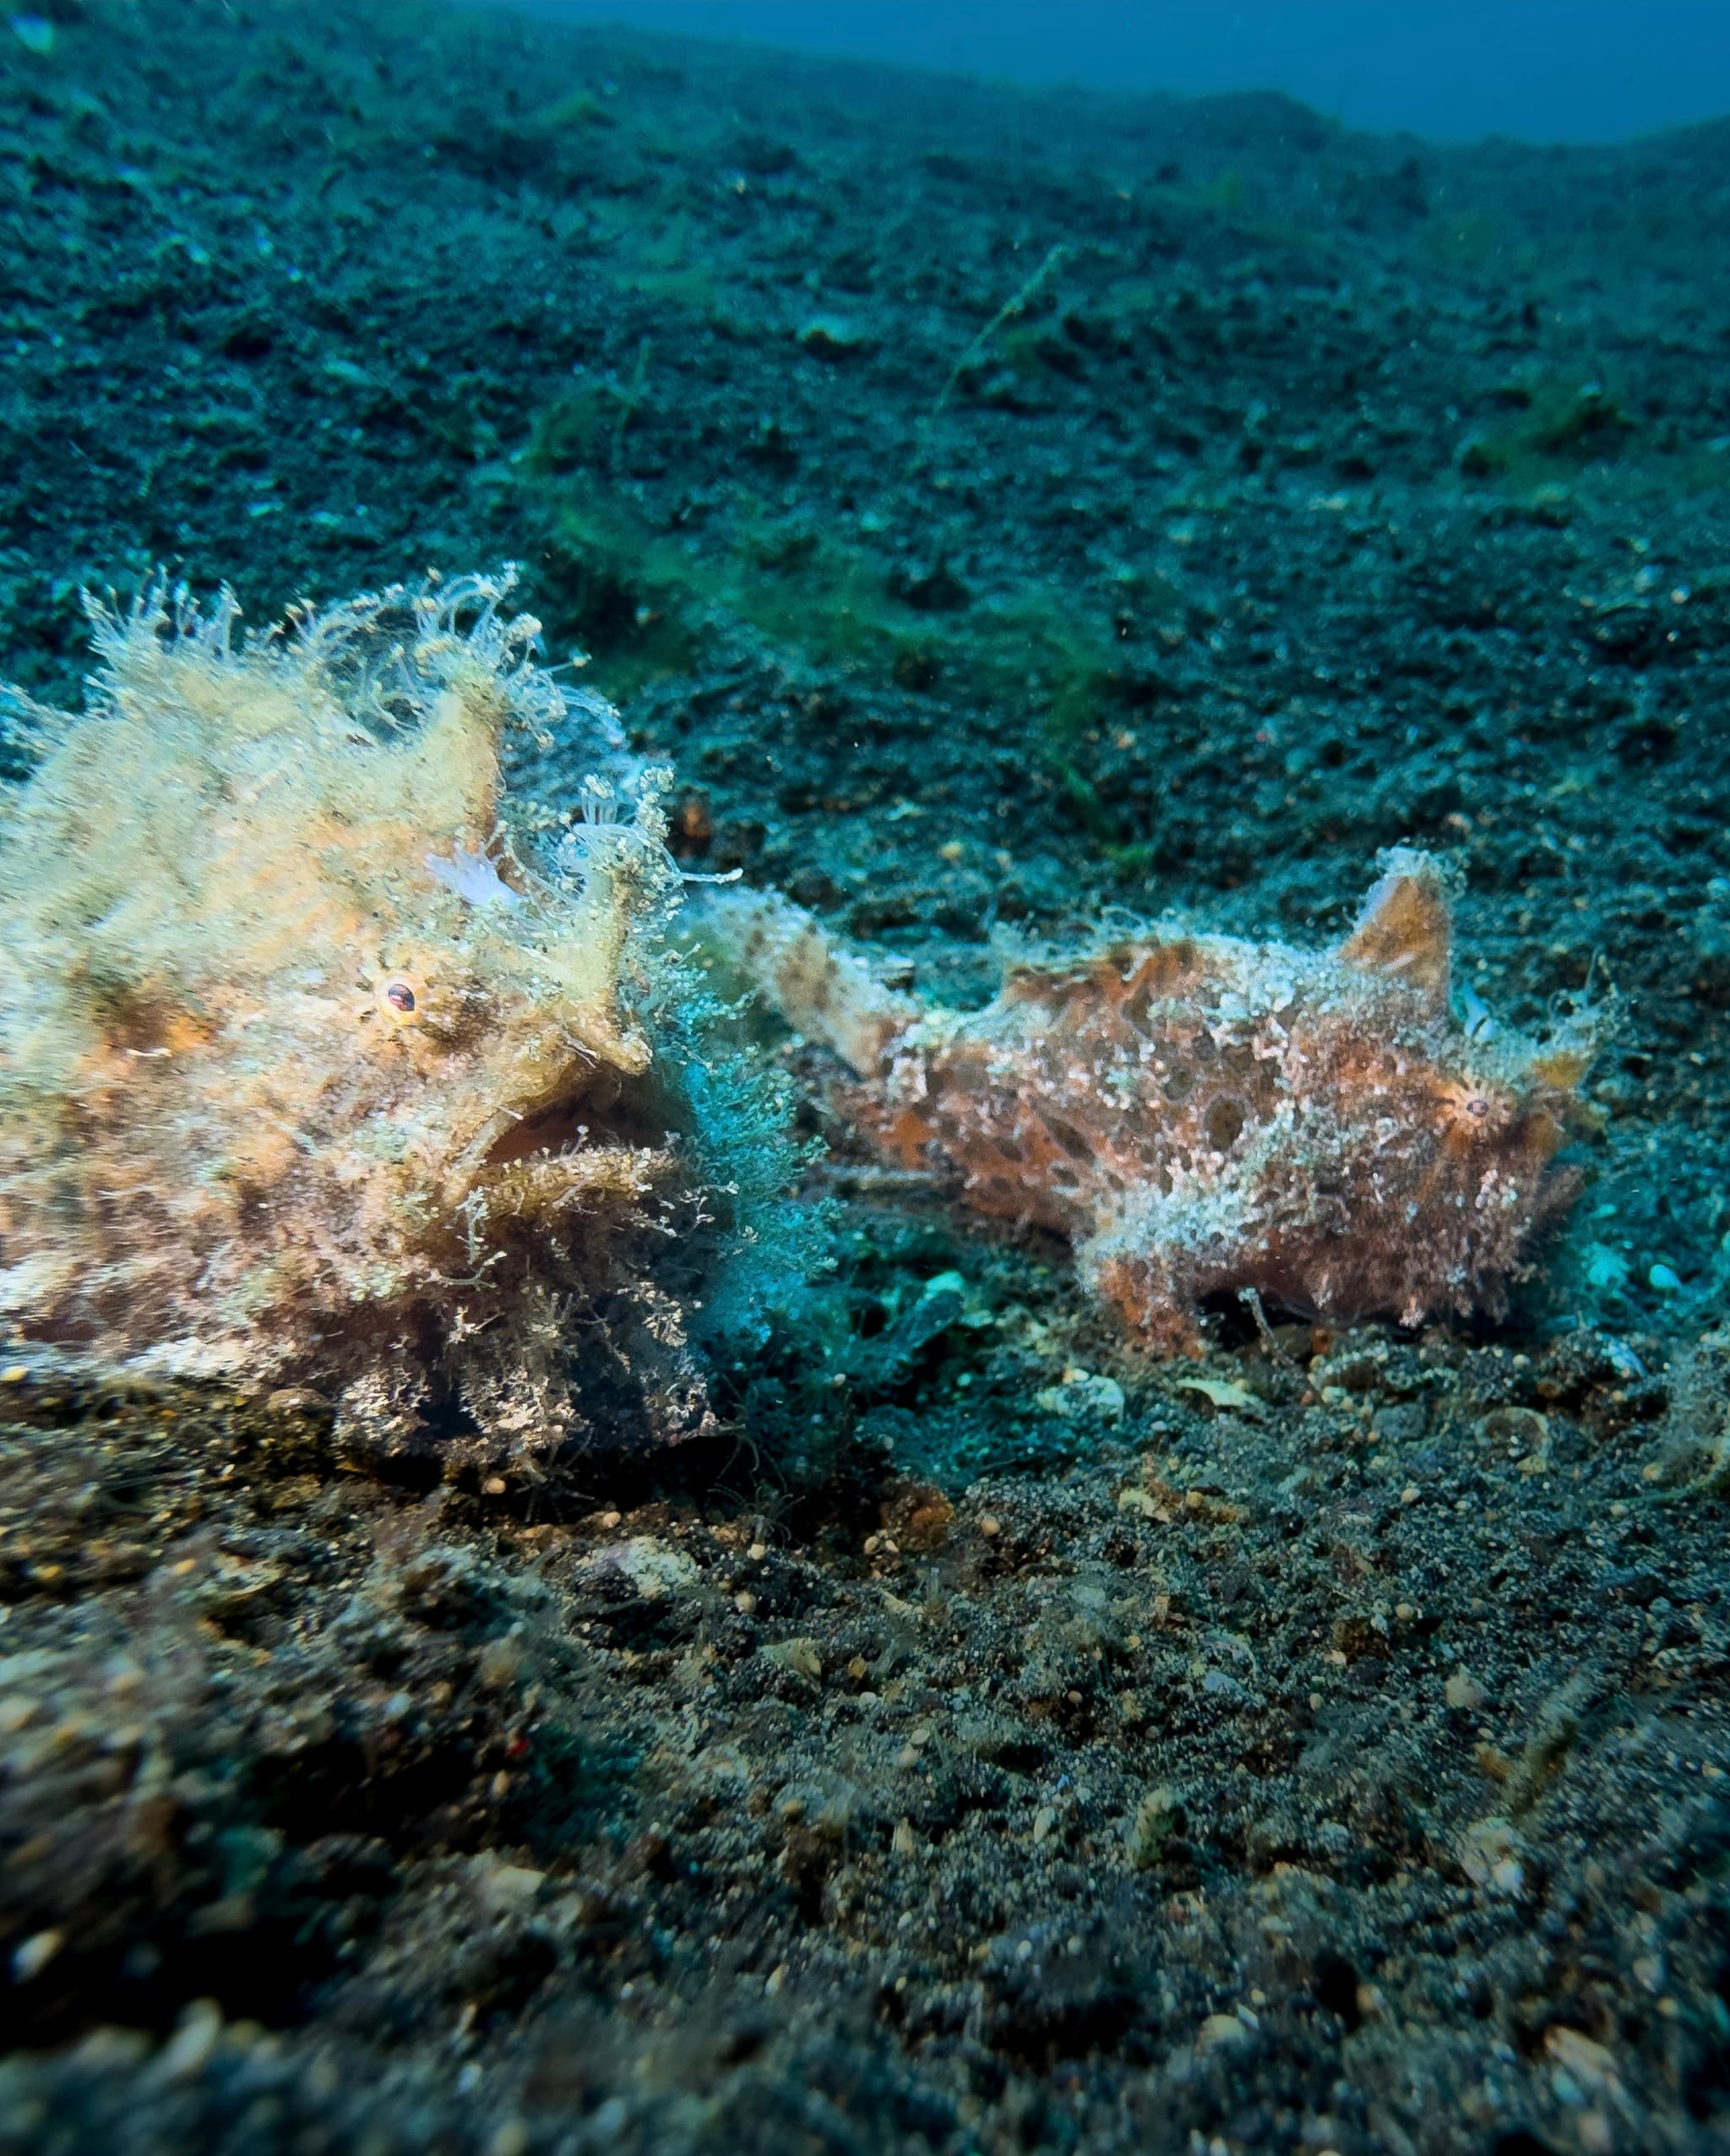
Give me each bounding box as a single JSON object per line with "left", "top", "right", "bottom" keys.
{"left": 3, "top": 4, "right": 1730, "bottom": 2151}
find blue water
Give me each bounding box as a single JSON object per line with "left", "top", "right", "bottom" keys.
{"left": 472, "top": 0, "right": 1730, "bottom": 144}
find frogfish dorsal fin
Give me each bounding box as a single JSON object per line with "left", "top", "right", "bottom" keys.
{"left": 1337, "top": 848, "right": 1452, "bottom": 1007}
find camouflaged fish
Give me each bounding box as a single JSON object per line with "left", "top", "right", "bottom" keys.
{"left": 0, "top": 570, "right": 715, "bottom": 1460}
{"left": 706, "top": 854, "right": 1593, "bottom": 1351}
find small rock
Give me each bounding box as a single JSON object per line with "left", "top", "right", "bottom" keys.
{"left": 1370, "top": 1401, "right": 1427, "bottom": 1442}
{"left": 1036, "top": 1367, "right": 1126, "bottom": 1419}
{"left": 155, "top": 1998, "right": 224, "bottom": 2082}
{"left": 1445, "top": 1669, "right": 1488, "bottom": 1712}
{"left": 1459, "top": 1816, "right": 1526, "bottom": 1897}
{"left": 764, "top": 1636, "right": 823, "bottom": 1682}
{"left": 9, "top": 14, "right": 54, "bottom": 57}
{"left": 11, "top": 1927, "right": 63, "bottom": 1982}
{"left": 1174, "top": 1374, "right": 1264, "bottom": 1415}
{"left": 1545, "top": 2025, "right": 1618, "bottom": 2091}
{"left": 475, "top": 1860, "right": 545, "bottom": 1918}
{"left": 798, "top": 313, "right": 868, "bottom": 359}
{"left": 1480, "top": 1407, "right": 1548, "bottom": 1456}
{"left": 1197, "top": 2011, "right": 1254, "bottom": 2056}
{"left": 581, "top": 1537, "right": 701, "bottom": 1600}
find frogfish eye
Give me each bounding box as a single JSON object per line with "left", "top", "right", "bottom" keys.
{"left": 384, "top": 981, "right": 416, "bottom": 1015}
{"left": 1466, "top": 1095, "right": 1490, "bottom": 1119}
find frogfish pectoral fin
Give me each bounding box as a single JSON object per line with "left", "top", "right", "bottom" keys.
{"left": 1076, "top": 1233, "right": 1205, "bottom": 1358}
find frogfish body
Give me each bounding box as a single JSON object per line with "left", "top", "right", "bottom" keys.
{"left": 708, "top": 855, "right": 1592, "bottom": 1351}
{"left": 0, "top": 571, "right": 714, "bottom": 1460}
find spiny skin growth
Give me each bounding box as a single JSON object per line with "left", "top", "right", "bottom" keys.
{"left": 708, "top": 854, "right": 1594, "bottom": 1352}
{"left": 0, "top": 570, "right": 729, "bottom": 1460}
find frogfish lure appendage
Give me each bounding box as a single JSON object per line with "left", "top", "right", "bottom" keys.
{"left": 704, "top": 850, "right": 1595, "bottom": 1353}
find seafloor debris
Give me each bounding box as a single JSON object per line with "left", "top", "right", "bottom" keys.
{"left": 708, "top": 852, "right": 1595, "bottom": 1350}
{"left": 0, "top": 569, "right": 725, "bottom": 1459}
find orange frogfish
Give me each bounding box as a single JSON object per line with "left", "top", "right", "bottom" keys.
{"left": 705, "top": 853, "right": 1594, "bottom": 1351}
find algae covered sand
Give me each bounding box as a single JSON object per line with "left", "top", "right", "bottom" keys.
{"left": 2, "top": 3, "right": 1730, "bottom": 2151}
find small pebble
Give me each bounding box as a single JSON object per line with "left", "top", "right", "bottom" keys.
{"left": 1196, "top": 2011, "right": 1253, "bottom": 2055}
{"left": 798, "top": 313, "right": 865, "bottom": 357}
{"left": 11, "top": 1927, "right": 63, "bottom": 1982}
{"left": 156, "top": 1998, "right": 223, "bottom": 2081}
